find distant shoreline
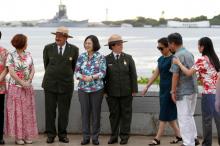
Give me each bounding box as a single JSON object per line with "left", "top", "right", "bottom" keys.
{"left": 1, "top": 14, "right": 220, "bottom": 28}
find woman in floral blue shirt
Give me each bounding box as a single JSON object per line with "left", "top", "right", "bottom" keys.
{"left": 75, "top": 35, "right": 106, "bottom": 145}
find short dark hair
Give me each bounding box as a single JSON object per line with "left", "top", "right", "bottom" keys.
{"left": 168, "top": 32, "right": 182, "bottom": 45}
{"left": 84, "top": 35, "right": 100, "bottom": 52}
{"left": 158, "top": 37, "right": 168, "bottom": 47}
{"left": 11, "top": 34, "right": 27, "bottom": 50}
{"left": 0, "top": 31, "right": 1, "bottom": 39}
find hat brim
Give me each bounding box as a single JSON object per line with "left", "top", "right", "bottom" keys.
{"left": 104, "top": 40, "right": 127, "bottom": 46}
{"left": 51, "top": 32, "right": 73, "bottom": 38}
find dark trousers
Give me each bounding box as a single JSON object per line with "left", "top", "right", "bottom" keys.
{"left": 78, "top": 89, "right": 104, "bottom": 141}
{"left": 106, "top": 96, "right": 133, "bottom": 140}
{"left": 0, "top": 94, "right": 5, "bottom": 140}
{"left": 202, "top": 94, "right": 220, "bottom": 146}
{"left": 44, "top": 90, "right": 72, "bottom": 138}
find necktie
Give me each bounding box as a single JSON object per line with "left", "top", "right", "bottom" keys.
{"left": 116, "top": 54, "right": 119, "bottom": 60}
{"left": 59, "top": 47, "right": 62, "bottom": 55}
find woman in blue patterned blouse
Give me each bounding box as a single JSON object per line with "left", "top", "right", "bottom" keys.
{"left": 75, "top": 35, "right": 106, "bottom": 145}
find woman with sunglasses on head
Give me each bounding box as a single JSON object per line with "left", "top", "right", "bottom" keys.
{"left": 142, "top": 37, "right": 181, "bottom": 146}
{"left": 173, "top": 37, "right": 220, "bottom": 146}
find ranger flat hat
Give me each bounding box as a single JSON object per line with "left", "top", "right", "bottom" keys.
{"left": 51, "top": 26, "right": 73, "bottom": 38}
{"left": 104, "top": 34, "right": 127, "bottom": 46}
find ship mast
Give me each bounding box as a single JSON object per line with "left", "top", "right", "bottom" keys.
{"left": 106, "top": 8, "right": 109, "bottom": 21}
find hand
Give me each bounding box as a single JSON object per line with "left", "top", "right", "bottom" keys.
{"left": 132, "top": 93, "right": 136, "bottom": 96}
{"left": 103, "top": 93, "right": 107, "bottom": 98}
{"left": 28, "top": 79, "right": 32, "bottom": 84}
{"left": 171, "top": 93, "right": 176, "bottom": 103}
{"left": 141, "top": 86, "right": 149, "bottom": 96}
{"left": 215, "top": 100, "right": 220, "bottom": 112}
{"left": 0, "top": 76, "right": 3, "bottom": 82}
{"left": 172, "top": 58, "right": 180, "bottom": 65}
{"left": 21, "top": 81, "right": 31, "bottom": 88}
{"left": 85, "top": 76, "right": 93, "bottom": 82}
{"left": 82, "top": 75, "right": 93, "bottom": 82}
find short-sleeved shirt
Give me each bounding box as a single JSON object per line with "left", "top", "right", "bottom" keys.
{"left": 192, "top": 55, "right": 218, "bottom": 94}
{"left": 6, "top": 51, "right": 34, "bottom": 87}
{"left": 170, "top": 47, "right": 198, "bottom": 100}
{"left": 0, "top": 46, "right": 8, "bottom": 94}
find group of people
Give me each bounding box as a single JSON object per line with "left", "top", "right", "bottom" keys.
{"left": 142, "top": 33, "right": 220, "bottom": 146}
{"left": 0, "top": 27, "right": 220, "bottom": 146}
{"left": 0, "top": 27, "right": 138, "bottom": 145}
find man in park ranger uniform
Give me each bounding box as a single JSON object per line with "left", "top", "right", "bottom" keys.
{"left": 42, "top": 26, "right": 79, "bottom": 144}
{"left": 104, "top": 34, "right": 138, "bottom": 145}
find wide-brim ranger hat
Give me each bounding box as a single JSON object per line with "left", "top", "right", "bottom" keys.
{"left": 104, "top": 34, "right": 127, "bottom": 46}
{"left": 51, "top": 26, "right": 73, "bottom": 38}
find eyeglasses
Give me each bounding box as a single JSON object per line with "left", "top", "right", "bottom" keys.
{"left": 157, "top": 46, "right": 164, "bottom": 51}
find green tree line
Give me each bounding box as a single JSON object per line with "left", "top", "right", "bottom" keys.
{"left": 103, "top": 14, "right": 220, "bottom": 27}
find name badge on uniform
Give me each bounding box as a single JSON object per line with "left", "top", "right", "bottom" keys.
{"left": 108, "top": 64, "right": 113, "bottom": 67}
{"left": 124, "top": 60, "right": 127, "bottom": 65}
{"left": 69, "top": 57, "right": 73, "bottom": 61}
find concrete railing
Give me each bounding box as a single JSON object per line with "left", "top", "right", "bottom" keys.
{"left": 35, "top": 90, "right": 217, "bottom": 136}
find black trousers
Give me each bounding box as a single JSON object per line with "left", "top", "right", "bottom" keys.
{"left": 44, "top": 90, "right": 72, "bottom": 138}
{"left": 106, "top": 96, "right": 133, "bottom": 140}
{"left": 0, "top": 94, "right": 5, "bottom": 140}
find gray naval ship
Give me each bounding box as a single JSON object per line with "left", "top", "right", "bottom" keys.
{"left": 37, "top": 2, "right": 88, "bottom": 27}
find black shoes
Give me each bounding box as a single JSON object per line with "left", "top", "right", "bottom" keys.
{"left": 92, "top": 139, "right": 99, "bottom": 145}
{"left": 47, "top": 136, "right": 69, "bottom": 143}
{"left": 59, "top": 137, "right": 69, "bottom": 143}
{"left": 81, "top": 139, "right": 90, "bottom": 145}
{"left": 120, "top": 139, "right": 128, "bottom": 145}
{"left": 46, "top": 137, "right": 55, "bottom": 144}
{"left": 108, "top": 137, "right": 128, "bottom": 145}
{"left": 108, "top": 137, "right": 118, "bottom": 144}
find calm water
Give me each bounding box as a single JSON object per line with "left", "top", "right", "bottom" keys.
{"left": 1, "top": 27, "right": 220, "bottom": 89}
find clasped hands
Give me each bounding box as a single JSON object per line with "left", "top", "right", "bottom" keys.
{"left": 82, "top": 75, "right": 94, "bottom": 82}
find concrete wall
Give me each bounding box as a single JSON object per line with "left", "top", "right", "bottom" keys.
{"left": 35, "top": 90, "right": 217, "bottom": 136}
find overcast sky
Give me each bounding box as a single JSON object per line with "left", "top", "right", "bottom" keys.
{"left": 0, "top": 0, "right": 220, "bottom": 22}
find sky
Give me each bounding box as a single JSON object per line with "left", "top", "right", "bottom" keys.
{"left": 0, "top": 0, "right": 220, "bottom": 22}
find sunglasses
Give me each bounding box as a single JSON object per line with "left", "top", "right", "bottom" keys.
{"left": 157, "top": 46, "right": 164, "bottom": 51}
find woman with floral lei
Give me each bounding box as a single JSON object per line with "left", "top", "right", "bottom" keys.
{"left": 5, "top": 34, "right": 38, "bottom": 145}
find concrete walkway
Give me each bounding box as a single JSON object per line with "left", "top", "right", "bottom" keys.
{"left": 3, "top": 134, "right": 219, "bottom": 146}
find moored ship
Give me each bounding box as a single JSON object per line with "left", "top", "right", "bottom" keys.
{"left": 37, "top": 2, "right": 88, "bottom": 27}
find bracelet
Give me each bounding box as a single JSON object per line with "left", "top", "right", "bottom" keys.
{"left": 170, "top": 91, "right": 176, "bottom": 94}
